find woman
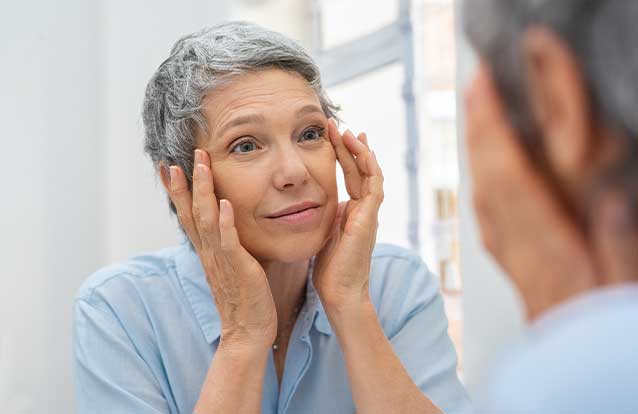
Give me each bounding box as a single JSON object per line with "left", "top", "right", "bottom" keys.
{"left": 73, "top": 22, "right": 470, "bottom": 414}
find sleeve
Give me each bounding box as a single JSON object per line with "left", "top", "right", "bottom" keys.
{"left": 73, "top": 298, "right": 172, "bottom": 414}
{"left": 377, "top": 252, "right": 473, "bottom": 414}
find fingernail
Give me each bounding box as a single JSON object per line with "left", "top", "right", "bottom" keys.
{"left": 193, "top": 163, "right": 206, "bottom": 181}
{"left": 219, "top": 199, "right": 227, "bottom": 215}
{"left": 194, "top": 149, "right": 203, "bottom": 164}
{"left": 169, "top": 166, "right": 177, "bottom": 190}
{"left": 219, "top": 199, "right": 230, "bottom": 220}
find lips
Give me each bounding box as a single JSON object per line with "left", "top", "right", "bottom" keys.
{"left": 266, "top": 201, "right": 321, "bottom": 218}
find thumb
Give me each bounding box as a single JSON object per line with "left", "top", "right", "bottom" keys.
{"left": 218, "top": 199, "right": 249, "bottom": 266}
{"left": 334, "top": 201, "right": 348, "bottom": 235}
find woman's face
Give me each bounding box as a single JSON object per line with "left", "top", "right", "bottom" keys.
{"left": 199, "top": 69, "right": 338, "bottom": 263}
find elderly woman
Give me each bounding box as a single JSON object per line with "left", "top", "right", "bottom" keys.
{"left": 73, "top": 22, "right": 469, "bottom": 414}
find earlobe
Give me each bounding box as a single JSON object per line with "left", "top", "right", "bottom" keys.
{"left": 523, "top": 27, "right": 594, "bottom": 181}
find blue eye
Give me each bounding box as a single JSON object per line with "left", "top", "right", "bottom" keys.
{"left": 300, "top": 127, "right": 324, "bottom": 142}
{"left": 230, "top": 139, "right": 257, "bottom": 154}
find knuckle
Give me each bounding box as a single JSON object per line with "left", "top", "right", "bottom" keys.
{"left": 193, "top": 204, "right": 213, "bottom": 229}
{"left": 175, "top": 211, "right": 191, "bottom": 224}
{"left": 372, "top": 188, "right": 384, "bottom": 204}
{"left": 170, "top": 185, "right": 189, "bottom": 198}
{"left": 198, "top": 215, "right": 215, "bottom": 231}
{"left": 192, "top": 203, "right": 203, "bottom": 220}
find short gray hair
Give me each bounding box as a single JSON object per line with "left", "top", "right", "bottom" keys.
{"left": 464, "top": 0, "right": 638, "bottom": 208}
{"left": 142, "top": 21, "right": 339, "bottom": 215}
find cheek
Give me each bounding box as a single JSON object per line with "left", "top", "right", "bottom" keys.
{"left": 310, "top": 147, "right": 338, "bottom": 197}
{"left": 211, "top": 164, "right": 263, "bottom": 223}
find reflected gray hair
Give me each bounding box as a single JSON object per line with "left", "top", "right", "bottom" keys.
{"left": 142, "top": 21, "right": 339, "bottom": 215}
{"left": 464, "top": 0, "right": 638, "bottom": 208}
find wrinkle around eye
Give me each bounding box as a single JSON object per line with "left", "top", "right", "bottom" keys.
{"left": 229, "top": 137, "right": 261, "bottom": 154}
{"left": 298, "top": 125, "right": 326, "bottom": 143}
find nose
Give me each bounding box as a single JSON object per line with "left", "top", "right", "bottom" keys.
{"left": 272, "top": 144, "right": 309, "bottom": 190}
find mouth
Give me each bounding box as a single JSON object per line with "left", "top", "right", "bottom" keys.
{"left": 266, "top": 201, "right": 322, "bottom": 227}
{"left": 266, "top": 201, "right": 321, "bottom": 219}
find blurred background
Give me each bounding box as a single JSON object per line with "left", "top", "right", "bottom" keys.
{"left": 0, "top": 0, "right": 524, "bottom": 412}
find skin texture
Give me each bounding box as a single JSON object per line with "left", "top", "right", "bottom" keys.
{"left": 465, "top": 28, "right": 638, "bottom": 322}
{"left": 160, "top": 69, "right": 441, "bottom": 413}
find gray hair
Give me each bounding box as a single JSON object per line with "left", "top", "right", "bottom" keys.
{"left": 142, "top": 21, "right": 339, "bottom": 215}
{"left": 464, "top": 0, "right": 638, "bottom": 209}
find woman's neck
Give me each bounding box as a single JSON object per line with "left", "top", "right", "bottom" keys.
{"left": 260, "top": 259, "right": 309, "bottom": 333}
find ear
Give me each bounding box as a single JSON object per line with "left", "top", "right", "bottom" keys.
{"left": 159, "top": 163, "right": 171, "bottom": 193}
{"left": 522, "top": 27, "right": 595, "bottom": 187}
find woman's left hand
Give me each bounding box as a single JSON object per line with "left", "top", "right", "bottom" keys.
{"left": 313, "top": 118, "right": 384, "bottom": 313}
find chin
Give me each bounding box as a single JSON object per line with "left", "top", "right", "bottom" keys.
{"left": 252, "top": 230, "right": 329, "bottom": 263}
{"left": 275, "top": 237, "right": 326, "bottom": 263}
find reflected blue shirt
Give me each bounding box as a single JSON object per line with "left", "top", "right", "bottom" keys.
{"left": 476, "top": 284, "right": 638, "bottom": 414}
{"left": 73, "top": 242, "right": 470, "bottom": 414}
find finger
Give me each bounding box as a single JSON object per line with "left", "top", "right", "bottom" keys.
{"left": 338, "top": 200, "right": 350, "bottom": 233}
{"left": 168, "top": 165, "right": 202, "bottom": 251}
{"left": 358, "top": 132, "right": 369, "bottom": 149}
{"left": 192, "top": 149, "right": 221, "bottom": 249}
{"left": 360, "top": 149, "right": 384, "bottom": 196}
{"left": 328, "top": 118, "right": 362, "bottom": 199}
{"left": 593, "top": 193, "right": 638, "bottom": 284}
{"left": 218, "top": 199, "right": 246, "bottom": 264}
{"left": 218, "top": 199, "right": 268, "bottom": 292}
{"left": 344, "top": 153, "right": 384, "bottom": 242}
{"left": 342, "top": 129, "right": 369, "bottom": 158}
{"left": 343, "top": 129, "right": 372, "bottom": 175}
{"left": 364, "top": 151, "right": 384, "bottom": 208}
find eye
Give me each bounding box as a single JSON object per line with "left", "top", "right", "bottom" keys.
{"left": 230, "top": 138, "right": 258, "bottom": 154}
{"left": 299, "top": 126, "right": 325, "bottom": 143}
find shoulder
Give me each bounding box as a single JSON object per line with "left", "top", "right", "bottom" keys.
{"left": 368, "top": 243, "right": 442, "bottom": 335}
{"left": 369, "top": 243, "right": 439, "bottom": 298}
{"left": 479, "top": 291, "right": 638, "bottom": 413}
{"left": 75, "top": 244, "right": 184, "bottom": 310}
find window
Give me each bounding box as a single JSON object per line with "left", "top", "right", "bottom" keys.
{"left": 313, "top": 0, "right": 463, "bottom": 376}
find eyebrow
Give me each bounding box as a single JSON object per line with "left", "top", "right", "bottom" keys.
{"left": 215, "top": 104, "right": 325, "bottom": 140}
{"left": 295, "top": 104, "right": 324, "bottom": 119}
{"left": 216, "top": 114, "right": 266, "bottom": 139}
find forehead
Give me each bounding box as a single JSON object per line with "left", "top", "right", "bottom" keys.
{"left": 203, "top": 69, "right": 321, "bottom": 123}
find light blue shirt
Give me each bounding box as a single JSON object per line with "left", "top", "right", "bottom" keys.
{"left": 74, "top": 241, "right": 470, "bottom": 414}
{"left": 476, "top": 284, "right": 638, "bottom": 414}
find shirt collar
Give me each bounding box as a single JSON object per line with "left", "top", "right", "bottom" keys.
{"left": 306, "top": 258, "right": 333, "bottom": 336}
{"left": 174, "top": 241, "right": 332, "bottom": 345}
{"left": 174, "top": 240, "right": 221, "bottom": 344}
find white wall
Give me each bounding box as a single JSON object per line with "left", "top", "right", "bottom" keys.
{"left": 0, "top": 1, "right": 230, "bottom": 412}
{"left": 103, "top": 0, "right": 231, "bottom": 264}
{"left": 454, "top": 0, "right": 525, "bottom": 393}
{"left": 1, "top": 2, "right": 102, "bottom": 412}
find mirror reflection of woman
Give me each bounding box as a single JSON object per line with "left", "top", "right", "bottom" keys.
{"left": 73, "top": 22, "right": 470, "bottom": 414}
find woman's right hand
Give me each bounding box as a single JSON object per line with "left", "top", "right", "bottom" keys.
{"left": 167, "top": 149, "right": 277, "bottom": 351}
